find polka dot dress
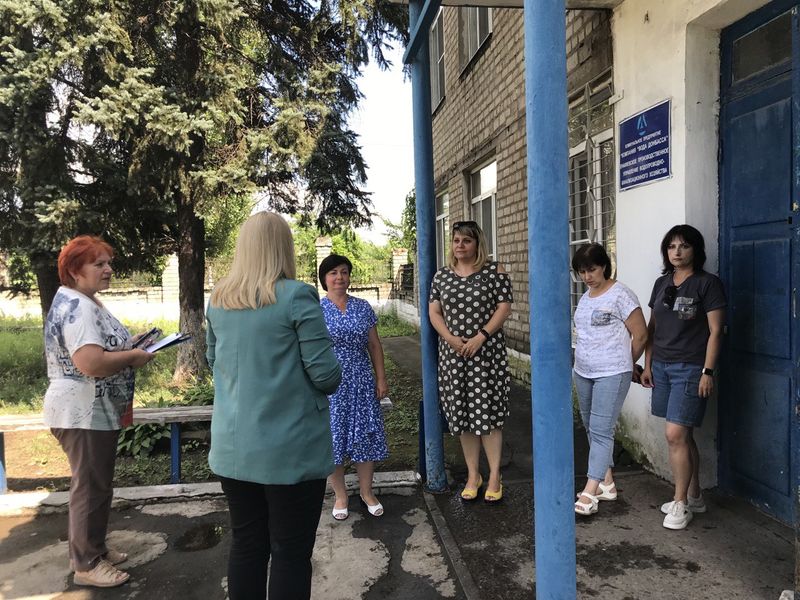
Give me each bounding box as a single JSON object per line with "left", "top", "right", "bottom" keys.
{"left": 321, "top": 296, "right": 389, "bottom": 464}
{"left": 429, "top": 262, "right": 513, "bottom": 435}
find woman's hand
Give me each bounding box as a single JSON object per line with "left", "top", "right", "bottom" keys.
{"left": 698, "top": 373, "right": 714, "bottom": 398}
{"left": 459, "top": 334, "right": 485, "bottom": 359}
{"left": 446, "top": 334, "right": 465, "bottom": 354}
{"left": 375, "top": 376, "right": 389, "bottom": 400}
{"left": 640, "top": 367, "right": 654, "bottom": 388}
{"left": 128, "top": 349, "right": 156, "bottom": 368}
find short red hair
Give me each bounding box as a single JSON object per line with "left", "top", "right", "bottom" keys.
{"left": 57, "top": 235, "right": 114, "bottom": 288}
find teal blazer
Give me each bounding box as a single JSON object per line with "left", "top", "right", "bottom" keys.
{"left": 206, "top": 279, "right": 341, "bottom": 485}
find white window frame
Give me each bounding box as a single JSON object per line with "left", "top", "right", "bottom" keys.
{"left": 459, "top": 7, "right": 492, "bottom": 69}
{"left": 468, "top": 160, "right": 497, "bottom": 260}
{"left": 435, "top": 191, "right": 449, "bottom": 268}
{"left": 430, "top": 9, "right": 446, "bottom": 111}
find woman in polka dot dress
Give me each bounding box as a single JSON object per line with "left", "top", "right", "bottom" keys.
{"left": 319, "top": 254, "right": 389, "bottom": 520}
{"left": 429, "top": 221, "right": 513, "bottom": 503}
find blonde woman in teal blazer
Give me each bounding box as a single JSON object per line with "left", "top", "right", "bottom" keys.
{"left": 206, "top": 211, "right": 341, "bottom": 600}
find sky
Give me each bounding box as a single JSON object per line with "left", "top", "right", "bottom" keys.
{"left": 350, "top": 47, "right": 415, "bottom": 245}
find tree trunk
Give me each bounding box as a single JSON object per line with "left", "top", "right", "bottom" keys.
{"left": 171, "top": 0, "right": 207, "bottom": 384}
{"left": 35, "top": 262, "right": 61, "bottom": 323}
{"left": 173, "top": 192, "right": 207, "bottom": 383}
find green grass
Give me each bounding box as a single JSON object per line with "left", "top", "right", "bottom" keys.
{"left": 3, "top": 308, "right": 446, "bottom": 489}
{"left": 377, "top": 310, "right": 417, "bottom": 338}
{"left": 0, "top": 317, "right": 48, "bottom": 412}
{"left": 0, "top": 316, "right": 192, "bottom": 413}
{"left": 0, "top": 311, "right": 416, "bottom": 414}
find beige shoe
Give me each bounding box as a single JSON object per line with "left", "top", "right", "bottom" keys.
{"left": 105, "top": 548, "right": 128, "bottom": 565}
{"left": 70, "top": 548, "right": 127, "bottom": 571}
{"left": 73, "top": 559, "right": 130, "bottom": 588}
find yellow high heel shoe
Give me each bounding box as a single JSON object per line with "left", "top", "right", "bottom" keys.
{"left": 460, "top": 475, "right": 483, "bottom": 501}
{"left": 484, "top": 479, "right": 503, "bottom": 504}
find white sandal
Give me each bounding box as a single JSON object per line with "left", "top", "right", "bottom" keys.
{"left": 332, "top": 506, "right": 349, "bottom": 521}
{"left": 360, "top": 495, "right": 384, "bottom": 517}
{"left": 574, "top": 492, "right": 599, "bottom": 516}
{"left": 597, "top": 481, "right": 618, "bottom": 501}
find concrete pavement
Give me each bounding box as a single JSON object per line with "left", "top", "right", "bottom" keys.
{"left": 384, "top": 335, "right": 795, "bottom": 599}
{"left": 0, "top": 334, "right": 794, "bottom": 599}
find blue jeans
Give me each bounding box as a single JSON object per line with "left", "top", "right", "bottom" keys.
{"left": 650, "top": 360, "right": 706, "bottom": 427}
{"left": 573, "top": 371, "right": 632, "bottom": 482}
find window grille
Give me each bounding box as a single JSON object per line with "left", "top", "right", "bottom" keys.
{"left": 568, "top": 72, "right": 616, "bottom": 317}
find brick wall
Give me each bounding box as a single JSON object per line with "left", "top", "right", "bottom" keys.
{"left": 426, "top": 8, "right": 613, "bottom": 354}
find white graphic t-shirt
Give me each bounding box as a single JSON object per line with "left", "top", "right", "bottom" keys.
{"left": 43, "top": 286, "right": 135, "bottom": 430}
{"left": 573, "top": 281, "right": 641, "bottom": 379}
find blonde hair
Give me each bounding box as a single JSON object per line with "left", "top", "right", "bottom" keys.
{"left": 209, "top": 211, "right": 297, "bottom": 309}
{"left": 447, "top": 221, "right": 490, "bottom": 270}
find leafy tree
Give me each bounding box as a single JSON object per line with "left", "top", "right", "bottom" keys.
{"left": 0, "top": 0, "right": 407, "bottom": 379}
{"left": 385, "top": 189, "right": 416, "bottom": 257}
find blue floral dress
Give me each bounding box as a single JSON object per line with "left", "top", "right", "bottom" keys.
{"left": 321, "top": 296, "right": 389, "bottom": 464}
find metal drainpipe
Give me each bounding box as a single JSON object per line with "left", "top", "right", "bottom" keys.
{"left": 524, "top": 0, "right": 577, "bottom": 596}
{"left": 408, "top": 0, "right": 447, "bottom": 492}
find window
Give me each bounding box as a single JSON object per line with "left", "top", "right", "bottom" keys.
{"left": 430, "top": 9, "right": 445, "bottom": 110}
{"left": 469, "top": 160, "right": 497, "bottom": 259}
{"left": 435, "top": 192, "right": 449, "bottom": 268}
{"left": 568, "top": 75, "right": 616, "bottom": 319}
{"left": 459, "top": 7, "right": 492, "bottom": 68}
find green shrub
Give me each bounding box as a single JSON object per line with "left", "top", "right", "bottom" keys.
{"left": 182, "top": 379, "right": 214, "bottom": 406}
{"left": 117, "top": 423, "right": 171, "bottom": 457}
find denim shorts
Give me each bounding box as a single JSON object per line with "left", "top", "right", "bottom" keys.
{"left": 650, "top": 361, "right": 706, "bottom": 427}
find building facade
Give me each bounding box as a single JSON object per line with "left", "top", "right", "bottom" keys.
{"left": 398, "top": 0, "right": 798, "bottom": 524}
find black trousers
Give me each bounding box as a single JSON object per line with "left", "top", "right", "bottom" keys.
{"left": 219, "top": 476, "right": 326, "bottom": 600}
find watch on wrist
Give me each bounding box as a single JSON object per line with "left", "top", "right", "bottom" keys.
{"left": 701, "top": 367, "right": 715, "bottom": 377}
{"left": 479, "top": 328, "right": 491, "bottom": 340}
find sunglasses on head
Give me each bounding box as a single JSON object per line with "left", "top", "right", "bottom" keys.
{"left": 452, "top": 220, "right": 479, "bottom": 232}
{"left": 663, "top": 285, "right": 677, "bottom": 310}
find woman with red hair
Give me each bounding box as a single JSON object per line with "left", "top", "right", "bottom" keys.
{"left": 44, "top": 235, "right": 154, "bottom": 588}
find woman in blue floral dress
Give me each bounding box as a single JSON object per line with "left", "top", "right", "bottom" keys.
{"left": 319, "top": 254, "right": 389, "bottom": 520}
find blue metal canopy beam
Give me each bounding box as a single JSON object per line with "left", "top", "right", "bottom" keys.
{"left": 403, "top": 0, "right": 442, "bottom": 65}
{"left": 524, "top": 0, "right": 577, "bottom": 596}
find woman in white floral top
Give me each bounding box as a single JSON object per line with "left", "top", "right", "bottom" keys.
{"left": 44, "top": 236, "right": 154, "bottom": 588}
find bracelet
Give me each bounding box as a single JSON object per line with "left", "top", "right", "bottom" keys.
{"left": 479, "top": 328, "right": 491, "bottom": 340}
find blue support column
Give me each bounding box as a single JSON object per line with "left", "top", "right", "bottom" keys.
{"left": 407, "top": 0, "right": 447, "bottom": 492}
{"left": 524, "top": 0, "right": 577, "bottom": 597}
{"left": 0, "top": 433, "right": 6, "bottom": 494}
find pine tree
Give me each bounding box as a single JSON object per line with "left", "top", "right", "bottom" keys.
{"left": 0, "top": 0, "right": 407, "bottom": 378}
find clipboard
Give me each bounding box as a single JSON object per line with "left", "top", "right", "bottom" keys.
{"left": 145, "top": 333, "right": 193, "bottom": 353}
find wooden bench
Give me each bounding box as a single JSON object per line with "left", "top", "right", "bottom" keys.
{"left": 0, "top": 406, "right": 214, "bottom": 493}
{"left": 0, "top": 399, "right": 393, "bottom": 493}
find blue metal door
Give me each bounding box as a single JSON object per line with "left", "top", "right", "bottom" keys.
{"left": 719, "top": 1, "right": 800, "bottom": 524}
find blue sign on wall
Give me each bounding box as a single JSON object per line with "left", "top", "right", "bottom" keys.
{"left": 619, "top": 99, "right": 671, "bottom": 191}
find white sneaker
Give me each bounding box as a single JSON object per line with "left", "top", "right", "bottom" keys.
{"left": 663, "top": 500, "right": 693, "bottom": 530}
{"left": 661, "top": 494, "right": 706, "bottom": 514}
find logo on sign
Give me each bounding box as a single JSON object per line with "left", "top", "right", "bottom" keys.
{"left": 636, "top": 114, "right": 648, "bottom": 137}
